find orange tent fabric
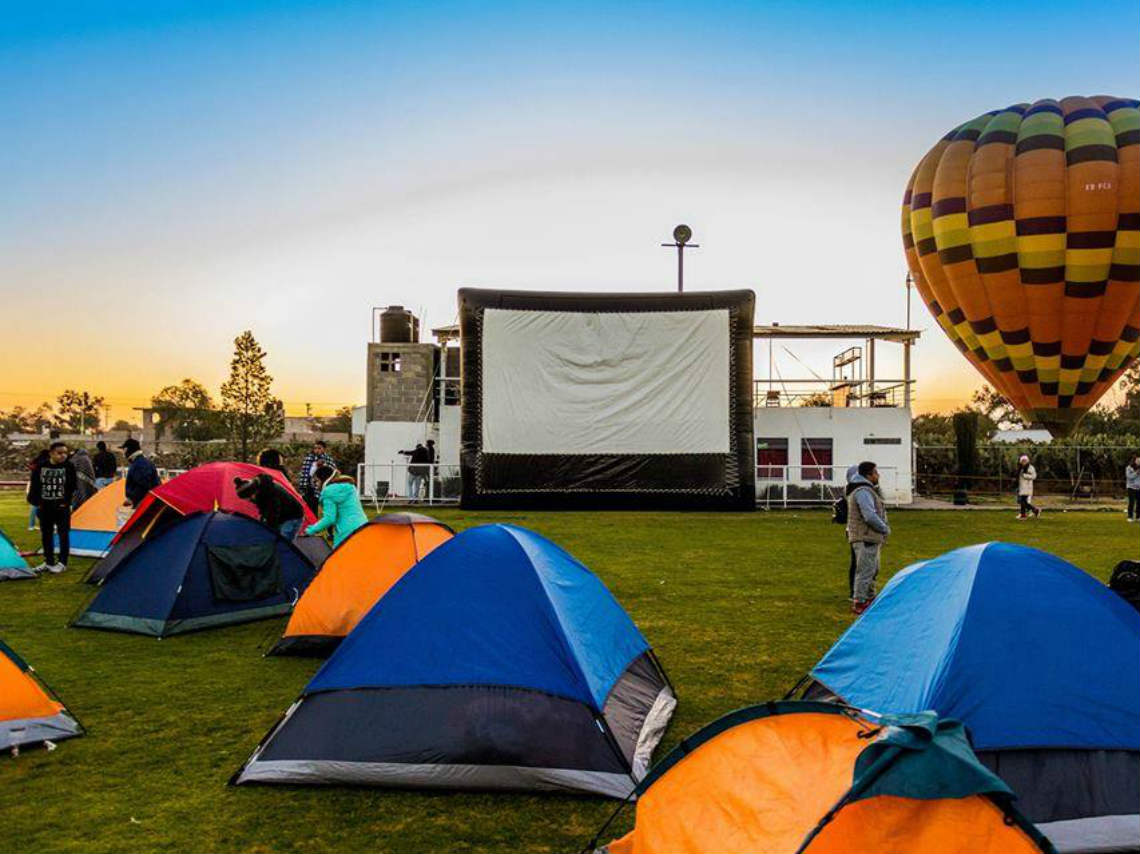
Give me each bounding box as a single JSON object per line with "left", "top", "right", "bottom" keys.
{"left": 269, "top": 513, "right": 454, "bottom": 656}
{"left": 68, "top": 479, "right": 130, "bottom": 556}
{"left": 1, "top": 640, "right": 83, "bottom": 753}
{"left": 599, "top": 702, "right": 1052, "bottom": 854}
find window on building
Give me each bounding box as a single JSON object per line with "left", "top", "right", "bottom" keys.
{"left": 801, "top": 438, "right": 833, "bottom": 481}
{"left": 757, "top": 438, "right": 789, "bottom": 479}
{"left": 377, "top": 352, "right": 402, "bottom": 373}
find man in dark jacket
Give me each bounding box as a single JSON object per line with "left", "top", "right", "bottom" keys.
{"left": 121, "top": 438, "right": 160, "bottom": 507}
{"left": 399, "top": 442, "right": 431, "bottom": 500}
{"left": 92, "top": 441, "right": 118, "bottom": 489}
{"left": 28, "top": 442, "right": 77, "bottom": 573}
{"left": 234, "top": 475, "right": 305, "bottom": 540}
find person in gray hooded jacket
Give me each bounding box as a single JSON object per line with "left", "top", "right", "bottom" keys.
{"left": 846, "top": 460, "right": 890, "bottom": 614}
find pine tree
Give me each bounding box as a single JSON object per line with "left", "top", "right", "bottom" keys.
{"left": 220, "top": 331, "right": 284, "bottom": 460}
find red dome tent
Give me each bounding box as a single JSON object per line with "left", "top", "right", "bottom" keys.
{"left": 85, "top": 462, "right": 319, "bottom": 585}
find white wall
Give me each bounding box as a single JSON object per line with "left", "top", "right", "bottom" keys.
{"left": 361, "top": 420, "right": 437, "bottom": 497}
{"left": 351, "top": 406, "right": 368, "bottom": 438}
{"left": 753, "top": 406, "right": 913, "bottom": 503}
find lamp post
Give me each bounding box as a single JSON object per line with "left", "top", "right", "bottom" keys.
{"left": 661, "top": 224, "right": 699, "bottom": 293}
{"left": 905, "top": 271, "right": 913, "bottom": 329}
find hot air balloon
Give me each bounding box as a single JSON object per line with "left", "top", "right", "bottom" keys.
{"left": 902, "top": 96, "right": 1139, "bottom": 436}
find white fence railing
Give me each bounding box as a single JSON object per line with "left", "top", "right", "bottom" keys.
{"left": 756, "top": 464, "right": 901, "bottom": 509}
{"left": 356, "top": 462, "right": 461, "bottom": 506}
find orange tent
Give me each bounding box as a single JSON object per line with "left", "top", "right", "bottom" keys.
{"left": 68, "top": 478, "right": 131, "bottom": 557}
{"left": 1, "top": 640, "right": 83, "bottom": 754}
{"left": 269, "top": 513, "right": 454, "bottom": 656}
{"left": 595, "top": 702, "right": 1053, "bottom": 854}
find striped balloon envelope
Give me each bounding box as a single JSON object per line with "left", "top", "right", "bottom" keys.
{"left": 902, "top": 96, "right": 1139, "bottom": 436}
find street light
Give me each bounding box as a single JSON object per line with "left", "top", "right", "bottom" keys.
{"left": 661, "top": 224, "right": 699, "bottom": 293}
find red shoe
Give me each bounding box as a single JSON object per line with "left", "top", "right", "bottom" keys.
{"left": 852, "top": 600, "right": 870, "bottom": 615}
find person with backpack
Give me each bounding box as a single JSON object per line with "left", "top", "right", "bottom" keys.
{"left": 1016, "top": 454, "right": 1040, "bottom": 520}
{"left": 27, "top": 441, "right": 77, "bottom": 573}
{"left": 846, "top": 461, "right": 890, "bottom": 615}
{"left": 303, "top": 465, "right": 368, "bottom": 548}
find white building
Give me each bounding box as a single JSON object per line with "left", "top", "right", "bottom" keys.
{"left": 753, "top": 325, "right": 918, "bottom": 505}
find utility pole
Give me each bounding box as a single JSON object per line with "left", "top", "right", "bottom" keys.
{"left": 661, "top": 224, "right": 699, "bottom": 293}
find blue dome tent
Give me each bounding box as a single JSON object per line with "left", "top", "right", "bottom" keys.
{"left": 0, "top": 529, "right": 35, "bottom": 581}
{"left": 72, "top": 511, "right": 320, "bottom": 638}
{"left": 233, "top": 524, "right": 676, "bottom": 797}
{"left": 801, "top": 542, "right": 1140, "bottom": 853}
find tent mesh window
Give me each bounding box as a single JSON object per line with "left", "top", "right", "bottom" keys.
{"left": 207, "top": 543, "right": 282, "bottom": 602}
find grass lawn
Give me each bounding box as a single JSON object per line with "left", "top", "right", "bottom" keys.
{"left": 1, "top": 490, "right": 1135, "bottom": 853}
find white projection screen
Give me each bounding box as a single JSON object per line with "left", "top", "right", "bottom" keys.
{"left": 458, "top": 288, "right": 756, "bottom": 510}
{"left": 480, "top": 309, "right": 731, "bottom": 456}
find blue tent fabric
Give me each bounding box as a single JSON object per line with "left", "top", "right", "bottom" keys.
{"left": 1, "top": 528, "right": 36, "bottom": 580}
{"left": 308, "top": 524, "right": 649, "bottom": 709}
{"left": 811, "top": 542, "right": 1140, "bottom": 751}
{"left": 73, "top": 512, "right": 318, "bottom": 637}
{"left": 234, "top": 524, "right": 675, "bottom": 796}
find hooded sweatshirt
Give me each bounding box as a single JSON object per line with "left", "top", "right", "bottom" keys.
{"left": 70, "top": 448, "right": 98, "bottom": 509}
{"left": 305, "top": 475, "right": 368, "bottom": 547}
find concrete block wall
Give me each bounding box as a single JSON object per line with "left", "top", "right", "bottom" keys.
{"left": 366, "top": 342, "right": 438, "bottom": 422}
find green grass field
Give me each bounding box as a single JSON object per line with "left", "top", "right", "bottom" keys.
{"left": 1, "top": 490, "right": 1134, "bottom": 853}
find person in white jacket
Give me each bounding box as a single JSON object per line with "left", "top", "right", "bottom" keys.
{"left": 1017, "top": 454, "right": 1040, "bottom": 520}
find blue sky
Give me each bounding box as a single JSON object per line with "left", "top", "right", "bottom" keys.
{"left": 3, "top": 1, "right": 1138, "bottom": 418}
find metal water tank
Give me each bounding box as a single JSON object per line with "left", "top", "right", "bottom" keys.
{"left": 380, "top": 306, "right": 415, "bottom": 343}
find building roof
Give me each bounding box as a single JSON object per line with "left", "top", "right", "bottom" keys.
{"left": 753, "top": 324, "right": 920, "bottom": 343}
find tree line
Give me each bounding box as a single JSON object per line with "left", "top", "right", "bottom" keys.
{"left": 0, "top": 331, "right": 354, "bottom": 458}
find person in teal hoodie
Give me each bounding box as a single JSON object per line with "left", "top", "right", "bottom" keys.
{"left": 303, "top": 465, "right": 368, "bottom": 548}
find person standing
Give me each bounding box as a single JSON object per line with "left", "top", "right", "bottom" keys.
{"left": 839, "top": 464, "right": 860, "bottom": 600}
{"left": 298, "top": 440, "right": 335, "bottom": 513}
{"left": 304, "top": 465, "right": 368, "bottom": 547}
{"left": 234, "top": 475, "right": 305, "bottom": 540}
{"left": 398, "top": 442, "right": 430, "bottom": 500}
{"left": 121, "top": 438, "right": 160, "bottom": 508}
{"left": 92, "top": 440, "right": 118, "bottom": 489}
{"left": 846, "top": 461, "right": 890, "bottom": 615}
{"left": 1126, "top": 455, "right": 1140, "bottom": 522}
{"left": 1016, "top": 454, "right": 1040, "bottom": 519}
{"left": 27, "top": 442, "right": 77, "bottom": 573}
{"left": 70, "top": 446, "right": 98, "bottom": 509}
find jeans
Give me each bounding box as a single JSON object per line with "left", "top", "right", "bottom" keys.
{"left": 852, "top": 541, "right": 881, "bottom": 603}
{"left": 95, "top": 477, "right": 114, "bottom": 490}
{"left": 1018, "top": 494, "right": 1037, "bottom": 516}
{"left": 278, "top": 518, "right": 301, "bottom": 541}
{"left": 407, "top": 472, "right": 425, "bottom": 500}
{"left": 39, "top": 504, "right": 71, "bottom": 566}
{"left": 1127, "top": 488, "right": 1140, "bottom": 520}
{"left": 28, "top": 505, "right": 38, "bottom": 529}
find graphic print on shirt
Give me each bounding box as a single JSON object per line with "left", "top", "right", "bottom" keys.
{"left": 41, "top": 466, "right": 67, "bottom": 502}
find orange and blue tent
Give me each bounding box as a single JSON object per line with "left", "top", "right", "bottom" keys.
{"left": 67, "top": 478, "right": 130, "bottom": 557}
{"left": 1, "top": 639, "right": 83, "bottom": 753}
{"left": 593, "top": 702, "right": 1053, "bottom": 854}
{"left": 1, "top": 529, "right": 35, "bottom": 581}
{"left": 269, "top": 513, "right": 454, "bottom": 657}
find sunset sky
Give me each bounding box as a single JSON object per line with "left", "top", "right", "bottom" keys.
{"left": 4, "top": 1, "right": 1138, "bottom": 423}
